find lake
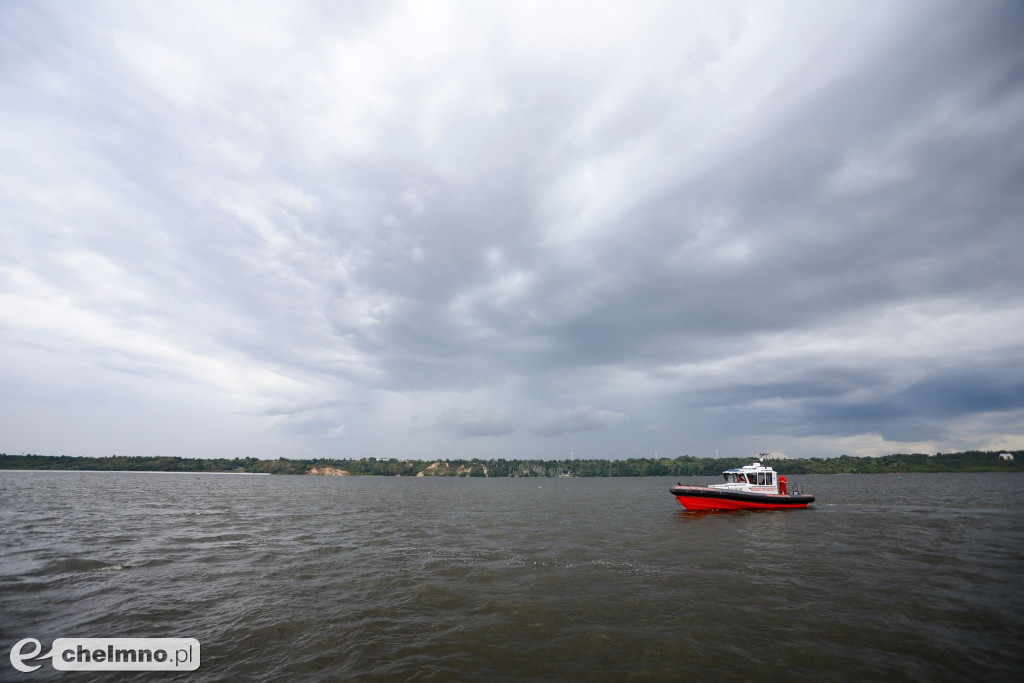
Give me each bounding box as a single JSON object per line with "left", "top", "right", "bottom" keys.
{"left": 1, "top": 471, "right": 1022, "bottom": 681}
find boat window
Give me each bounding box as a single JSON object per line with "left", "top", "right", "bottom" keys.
{"left": 765, "top": 473, "right": 773, "bottom": 485}
{"left": 737, "top": 474, "right": 747, "bottom": 483}
{"left": 724, "top": 473, "right": 737, "bottom": 483}
{"left": 755, "top": 472, "right": 764, "bottom": 485}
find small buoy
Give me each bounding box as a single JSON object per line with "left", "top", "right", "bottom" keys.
{"left": 196, "top": 476, "right": 200, "bottom": 480}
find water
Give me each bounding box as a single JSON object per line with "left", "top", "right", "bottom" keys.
{"left": 2, "top": 472, "right": 1022, "bottom": 681}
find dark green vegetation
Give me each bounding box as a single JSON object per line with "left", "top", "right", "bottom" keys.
{"left": 1, "top": 451, "right": 1021, "bottom": 476}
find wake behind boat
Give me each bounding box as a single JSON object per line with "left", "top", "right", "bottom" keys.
{"left": 670, "top": 461, "right": 814, "bottom": 511}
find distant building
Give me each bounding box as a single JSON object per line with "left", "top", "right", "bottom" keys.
{"left": 999, "top": 453, "right": 1014, "bottom": 461}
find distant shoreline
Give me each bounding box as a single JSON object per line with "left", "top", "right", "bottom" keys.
{"left": 2, "top": 451, "right": 1020, "bottom": 477}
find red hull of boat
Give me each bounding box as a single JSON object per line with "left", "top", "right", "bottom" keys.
{"left": 670, "top": 486, "right": 814, "bottom": 511}
{"left": 673, "top": 494, "right": 812, "bottom": 511}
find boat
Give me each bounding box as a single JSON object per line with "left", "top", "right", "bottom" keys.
{"left": 670, "top": 461, "right": 814, "bottom": 511}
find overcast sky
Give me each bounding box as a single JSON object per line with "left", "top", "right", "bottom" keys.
{"left": 2, "top": 0, "right": 1023, "bottom": 462}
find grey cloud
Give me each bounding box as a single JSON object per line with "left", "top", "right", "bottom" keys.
{"left": 434, "top": 407, "right": 520, "bottom": 438}
{"left": 435, "top": 405, "right": 627, "bottom": 439}
{"left": 527, "top": 407, "right": 628, "bottom": 437}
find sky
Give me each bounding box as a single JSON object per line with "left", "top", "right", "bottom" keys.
{"left": 2, "top": 0, "right": 1023, "bottom": 462}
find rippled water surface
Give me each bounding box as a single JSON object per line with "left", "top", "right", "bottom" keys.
{"left": 2, "top": 471, "right": 1023, "bottom": 681}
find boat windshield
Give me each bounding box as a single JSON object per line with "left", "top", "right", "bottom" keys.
{"left": 725, "top": 471, "right": 775, "bottom": 485}
{"left": 724, "top": 471, "right": 778, "bottom": 485}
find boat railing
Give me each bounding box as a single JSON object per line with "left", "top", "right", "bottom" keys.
{"left": 790, "top": 484, "right": 804, "bottom": 495}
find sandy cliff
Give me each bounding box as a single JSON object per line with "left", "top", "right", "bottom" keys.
{"left": 308, "top": 467, "right": 350, "bottom": 476}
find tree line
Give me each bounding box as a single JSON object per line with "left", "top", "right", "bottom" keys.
{"left": 1, "top": 451, "right": 1021, "bottom": 476}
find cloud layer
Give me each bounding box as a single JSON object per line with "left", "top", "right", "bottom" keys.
{"left": 2, "top": 0, "right": 1023, "bottom": 460}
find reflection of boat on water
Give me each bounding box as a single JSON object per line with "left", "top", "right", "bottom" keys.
{"left": 670, "top": 461, "right": 814, "bottom": 511}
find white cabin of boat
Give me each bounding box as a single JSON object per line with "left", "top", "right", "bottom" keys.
{"left": 711, "top": 461, "right": 789, "bottom": 495}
